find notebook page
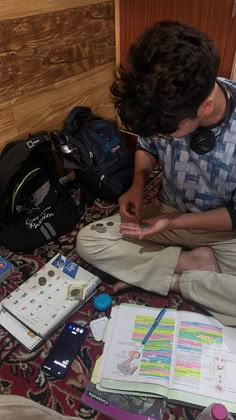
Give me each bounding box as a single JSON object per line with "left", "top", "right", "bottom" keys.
{"left": 100, "top": 304, "right": 178, "bottom": 396}
{"left": 0, "top": 305, "right": 42, "bottom": 350}
{"left": 168, "top": 311, "right": 236, "bottom": 412}
{"left": 1, "top": 258, "right": 100, "bottom": 337}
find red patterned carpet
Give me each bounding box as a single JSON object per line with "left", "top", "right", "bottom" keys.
{"left": 0, "top": 170, "right": 205, "bottom": 419}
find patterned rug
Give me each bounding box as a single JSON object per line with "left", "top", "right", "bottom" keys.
{"left": 0, "top": 170, "right": 204, "bottom": 420}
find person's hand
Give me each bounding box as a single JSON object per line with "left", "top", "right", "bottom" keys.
{"left": 119, "top": 185, "right": 144, "bottom": 222}
{"left": 120, "top": 214, "right": 173, "bottom": 239}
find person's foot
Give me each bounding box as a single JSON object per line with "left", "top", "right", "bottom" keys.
{"left": 113, "top": 281, "right": 130, "bottom": 293}
{"left": 113, "top": 247, "right": 220, "bottom": 294}
{"left": 175, "top": 246, "right": 220, "bottom": 273}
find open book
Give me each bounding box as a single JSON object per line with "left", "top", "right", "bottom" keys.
{"left": 97, "top": 304, "right": 236, "bottom": 413}
{"left": 0, "top": 254, "right": 100, "bottom": 349}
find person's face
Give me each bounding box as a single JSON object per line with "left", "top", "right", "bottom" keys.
{"left": 155, "top": 96, "right": 214, "bottom": 140}
{"left": 170, "top": 117, "right": 201, "bottom": 138}
{"left": 156, "top": 116, "right": 201, "bottom": 140}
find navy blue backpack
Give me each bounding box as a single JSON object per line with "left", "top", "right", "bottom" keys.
{"left": 52, "top": 107, "right": 134, "bottom": 203}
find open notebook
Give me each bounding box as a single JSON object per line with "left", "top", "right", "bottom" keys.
{"left": 97, "top": 304, "right": 236, "bottom": 413}
{"left": 0, "top": 254, "right": 100, "bottom": 350}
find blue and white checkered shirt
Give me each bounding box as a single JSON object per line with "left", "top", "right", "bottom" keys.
{"left": 137, "top": 78, "right": 236, "bottom": 213}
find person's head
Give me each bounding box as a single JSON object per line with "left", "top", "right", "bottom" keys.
{"left": 111, "top": 21, "right": 220, "bottom": 138}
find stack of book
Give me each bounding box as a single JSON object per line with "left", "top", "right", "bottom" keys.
{"left": 0, "top": 253, "right": 100, "bottom": 350}
{"left": 82, "top": 303, "right": 236, "bottom": 417}
{"left": 82, "top": 379, "right": 166, "bottom": 420}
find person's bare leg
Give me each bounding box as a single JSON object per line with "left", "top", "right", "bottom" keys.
{"left": 174, "top": 247, "right": 220, "bottom": 273}
{"left": 113, "top": 246, "right": 221, "bottom": 293}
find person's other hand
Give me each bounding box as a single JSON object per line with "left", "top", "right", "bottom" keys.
{"left": 120, "top": 215, "right": 173, "bottom": 239}
{"left": 119, "top": 185, "right": 144, "bottom": 223}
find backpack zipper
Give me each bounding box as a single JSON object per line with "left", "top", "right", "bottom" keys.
{"left": 99, "top": 174, "right": 105, "bottom": 189}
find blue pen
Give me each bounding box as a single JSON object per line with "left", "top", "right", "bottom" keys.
{"left": 142, "top": 308, "right": 166, "bottom": 345}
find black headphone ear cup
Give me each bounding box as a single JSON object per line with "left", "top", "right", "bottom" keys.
{"left": 190, "top": 128, "right": 216, "bottom": 155}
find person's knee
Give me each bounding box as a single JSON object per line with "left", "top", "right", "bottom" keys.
{"left": 76, "top": 222, "right": 114, "bottom": 262}
{"left": 77, "top": 214, "right": 121, "bottom": 262}
{"left": 76, "top": 224, "right": 93, "bottom": 261}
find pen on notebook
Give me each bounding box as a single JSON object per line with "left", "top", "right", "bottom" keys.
{"left": 142, "top": 308, "right": 166, "bottom": 345}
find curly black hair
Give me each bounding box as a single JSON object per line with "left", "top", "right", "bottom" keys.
{"left": 110, "top": 21, "right": 220, "bottom": 137}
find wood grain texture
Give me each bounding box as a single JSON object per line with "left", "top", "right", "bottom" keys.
{"left": 0, "top": 2, "right": 115, "bottom": 102}
{"left": 0, "top": 0, "right": 111, "bottom": 20}
{"left": 119, "top": 0, "right": 236, "bottom": 78}
{"left": 0, "top": 62, "right": 116, "bottom": 150}
{"left": 0, "top": 0, "right": 116, "bottom": 150}
{"left": 231, "top": 52, "right": 236, "bottom": 81}
{"left": 114, "top": 0, "right": 120, "bottom": 66}
{"left": 0, "top": 103, "right": 17, "bottom": 141}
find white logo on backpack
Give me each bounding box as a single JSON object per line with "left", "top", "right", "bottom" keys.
{"left": 25, "top": 206, "right": 54, "bottom": 229}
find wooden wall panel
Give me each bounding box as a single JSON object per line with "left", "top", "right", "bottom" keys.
{"left": 0, "top": 0, "right": 105, "bottom": 20}
{"left": 118, "top": 0, "right": 236, "bottom": 78}
{"left": 0, "top": 0, "right": 116, "bottom": 150}
{"left": 0, "top": 4, "right": 114, "bottom": 101}
{"left": 0, "top": 62, "right": 115, "bottom": 149}
{"left": 0, "top": 103, "right": 17, "bottom": 140}
{"left": 231, "top": 52, "right": 236, "bottom": 81}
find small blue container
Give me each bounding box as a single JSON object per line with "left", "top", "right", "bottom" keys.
{"left": 93, "top": 293, "right": 112, "bottom": 311}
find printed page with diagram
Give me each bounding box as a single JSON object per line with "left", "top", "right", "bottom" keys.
{"left": 99, "top": 304, "right": 178, "bottom": 397}
{"left": 168, "top": 311, "right": 236, "bottom": 413}
{"left": 99, "top": 304, "right": 236, "bottom": 413}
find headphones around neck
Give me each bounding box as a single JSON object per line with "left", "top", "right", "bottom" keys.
{"left": 189, "top": 79, "right": 236, "bottom": 155}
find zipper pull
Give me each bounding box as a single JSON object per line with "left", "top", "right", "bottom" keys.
{"left": 99, "top": 174, "right": 105, "bottom": 189}
{"left": 89, "top": 151, "right": 93, "bottom": 162}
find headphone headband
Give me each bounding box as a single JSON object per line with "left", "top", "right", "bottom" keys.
{"left": 216, "top": 79, "right": 236, "bottom": 126}
{"left": 190, "top": 79, "right": 236, "bottom": 155}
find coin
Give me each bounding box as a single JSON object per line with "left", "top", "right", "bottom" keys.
{"left": 70, "top": 288, "right": 80, "bottom": 296}
{"left": 96, "top": 223, "right": 104, "bottom": 227}
{"left": 107, "top": 221, "right": 114, "bottom": 226}
{"left": 67, "top": 284, "right": 85, "bottom": 301}
{"left": 38, "top": 277, "right": 47, "bottom": 286}
{"left": 90, "top": 225, "right": 96, "bottom": 231}
{"left": 47, "top": 270, "right": 55, "bottom": 277}
{"left": 139, "top": 222, "right": 150, "bottom": 229}
{"left": 96, "top": 226, "right": 107, "bottom": 233}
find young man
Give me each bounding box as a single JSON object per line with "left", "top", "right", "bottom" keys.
{"left": 77, "top": 21, "right": 236, "bottom": 326}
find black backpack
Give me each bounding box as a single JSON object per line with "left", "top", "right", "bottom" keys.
{"left": 51, "top": 107, "right": 134, "bottom": 203}
{"left": 0, "top": 132, "right": 79, "bottom": 252}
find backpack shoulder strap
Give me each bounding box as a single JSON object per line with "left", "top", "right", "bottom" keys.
{"left": 0, "top": 132, "right": 51, "bottom": 197}
{"left": 63, "top": 107, "right": 98, "bottom": 135}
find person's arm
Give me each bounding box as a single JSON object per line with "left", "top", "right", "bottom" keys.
{"left": 132, "top": 149, "right": 157, "bottom": 188}
{"left": 165, "top": 186, "right": 236, "bottom": 232}
{"left": 168, "top": 207, "right": 232, "bottom": 231}
{"left": 119, "top": 149, "right": 157, "bottom": 222}
{"left": 120, "top": 207, "right": 233, "bottom": 239}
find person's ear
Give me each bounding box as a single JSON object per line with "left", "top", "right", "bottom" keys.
{"left": 197, "top": 97, "right": 214, "bottom": 118}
